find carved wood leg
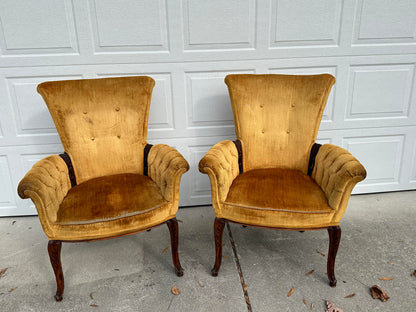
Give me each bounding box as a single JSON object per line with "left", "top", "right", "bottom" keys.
{"left": 47, "top": 240, "right": 64, "bottom": 301}
{"left": 166, "top": 218, "right": 184, "bottom": 277}
{"left": 211, "top": 217, "right": 226, "bottom": 277}
{"left": 327, "top": 226, "right": 341, "bottom": 287}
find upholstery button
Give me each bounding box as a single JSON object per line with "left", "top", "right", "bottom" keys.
{"left": 83, "top": 111, "right": 87, "bottom": 114}
{"left": 117, "top": 135, "right": 121, "bottom": 139}
{"left": 286, "top": 130, "right": 290, "bottom": 134}
{"left": 291, "top": 103, "right": 295, "bottom": 107}
{"left": 260, "top": 105, "right": 264, "bottom": 108}
{"left": 90, "top": 137, "right": 95, "bottom": 141}
{"left": 261, "top": 129, "right": 265, "bottom": 134}
{"left": 115, "top": 107, "right": 120, "bottom": 111}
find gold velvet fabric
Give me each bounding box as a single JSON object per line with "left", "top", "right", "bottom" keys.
{"left": 18, "top": 76, "right": 189, "bottom": 241}
{"left": 56, "top": 174, "right": 168, "bottom": 225}
{"left": 225, "top": 74, "right": 335, "bottom": 173}
{"left": 37, "top": 76, "right": 154, "bottom": 184}
{"left": 199, "top": 74, "right": 366, "bottom": 229}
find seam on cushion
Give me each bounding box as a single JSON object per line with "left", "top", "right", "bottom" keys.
{"left": 56, "top": 202, "right": 168, "bottom": 226}
{"left": 223, "top": 202, "right": 333, "bottom": 214}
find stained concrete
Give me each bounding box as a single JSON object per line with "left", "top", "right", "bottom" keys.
{"left": 0, "top": 191, "right": 415, "bottom": 311}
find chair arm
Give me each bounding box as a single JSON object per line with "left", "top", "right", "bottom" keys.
{"left": 198, "top": 140, "right": 240, "bottom": 215}
{"left": 147, "top": 144, "right": 189, "bottom": 208}
{"left": 312, "top": 144, "right": 366, "bottom": 210}
{"left": 17, "top": 155, "right": 71, "bottom": 235}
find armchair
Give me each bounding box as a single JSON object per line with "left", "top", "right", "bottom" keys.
{"left": 18, "top": 76, "right": 189, "bottom": 301}
{"left": 199, "top": 74, "right": 366, "bottom": 286}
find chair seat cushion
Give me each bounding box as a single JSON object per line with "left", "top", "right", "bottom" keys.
{"left": 222, "top": 168, "right": 335, "bottom": 228}
{"left": 56, "top": 173, "right": 169, "bottom": 225}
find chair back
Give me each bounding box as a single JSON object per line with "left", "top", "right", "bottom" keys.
{"left": 225, "top": 74, "right": 335, "bottom": 173}
{"left": 37, "top": 76, "right": 155, "bottom": 183}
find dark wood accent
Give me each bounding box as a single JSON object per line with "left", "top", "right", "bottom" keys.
{"left": 143, "top": 143, "right": 153, "bottom": 176}
{"left": 48, "top": 240, "right": 64, "bottom": 301}
{"left": 211, "top": 217, "right": 226, "bottom": 276}
{"left": 166, "top": 218, "right": 184, "bottom": 277}
{"left": 215, "top": 218, "right": 341, "bottom": 287}
{"left": 307, "top": 143, "right": 322, "bottom": 176}
{"left": 233, "top": 140, "right": 243, "bottom": 174}
{"left": 59, "top": 152, "right": 76, "bottom": 187}
{"left": 327, "top": 226, "right": 341, "bottom": 287}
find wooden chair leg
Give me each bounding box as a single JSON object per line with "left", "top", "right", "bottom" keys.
{"left": 211, "top": 217, "right": 226, "bottom": 277}
{"left": 166, "top": 218, "right": 184, "bottom": 277}
{"left": 327, "top": 226, "right": 341, "bottom": 287}
{"left": 47, "top": 240, "right": 64, "bottom": 301}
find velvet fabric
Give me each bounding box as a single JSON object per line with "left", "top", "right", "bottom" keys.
{"left": 225, "top": 74, "right": 335, "bottom": 173}
{"left": 18, "top": 76, "right": 189, "bottom": 241}
{"left": 57, "top": 174, "right": 168, "bottom": 225}
{"left": 199, "top": 74, "right": 366, "bottom": 229}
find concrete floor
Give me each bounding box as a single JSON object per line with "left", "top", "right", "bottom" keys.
{"left": 0, "top": 191, "right": 415, "bottom": 311}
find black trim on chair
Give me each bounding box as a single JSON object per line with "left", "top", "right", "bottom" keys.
{"left": 307, "top": 143, "right": 322, "bottom": 176}
{"left": 143, "top": 144, "right": 153, "bottom": 176}
{"left": 233, "top": 140, "right": 243, "bottom": 174}
{"left": 59, "top": 152, "right": 77, "bottom": 187}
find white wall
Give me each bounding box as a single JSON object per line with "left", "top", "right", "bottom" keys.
{"left": 0, "top": 0, "right": 415, "bottom": 216}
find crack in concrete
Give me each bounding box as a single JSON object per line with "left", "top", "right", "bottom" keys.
{"left": 227, "top": 222, "right": 252, "bottom": 312}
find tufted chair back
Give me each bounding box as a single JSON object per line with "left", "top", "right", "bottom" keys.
{"left": 37, "top": 76, "right": 155, "bottom": 184}
{"left": 225, "top": 74, "right": 335, "bottom": 173}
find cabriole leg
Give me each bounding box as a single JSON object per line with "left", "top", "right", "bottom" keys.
{"left": 166, "top": 218, "right": 184, "bottom": 277}
{"left": 48, "top": 240, "right": 64, "bottom": 301}
{"left": 211, "top": 218, "right": 226, "bottom": 276}
{"left": 327, "top": 226, "right": 341, "bottom": 287}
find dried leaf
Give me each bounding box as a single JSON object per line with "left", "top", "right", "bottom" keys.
{"left": 317, "top": 251, "right": 325, "bottom": 257}
{"left": 344, "top": 293, "right": 355, "bottom": 298}
{"left": 243, "top": 283, "right": 249, "bottom": 292}
{"left": 11, "top": 221, "right": 16, "bottom": 225}
{"left": 177, "top": 219, "right": 183, "bottom": 223}
{"left": 325, "top": 300, "right": 344, "bottom": 312}
{"left": 378, "top": 277, "right": 393, "bottom": 281}
{"left": 411, "top": 270, "right": 416, "bottom": 277}
{"left": 0, "top": 268, "right": 8, "bottom": 279}
{"left": 162, "top": 246, "right": 169, "bottom": 253}
{"left": 370, "top": 285, "right": 390, "bottom": 302}
{"left": 171, "top": 285, "right": 180, "bottom": 295}
{"left": 90, "top": 304, "right": 99, "bottom": 307}
{"left": 305, "top": 269, "right": 314, "bottom": 276}
{"left": 89, "top": 292, "right": 94, "bottom": 300}
{"left": 388, "top": 262, "right": 394, "bottom": 265}
{"left": 197, "top": 281, "right": 204, "bottom": 287}
{"left": 302, "top": 297, "right": 306, "bottom": 305}
{"left": 222, "top": 255, "right": 228, "bottom": 260}
{"left": 287, "top": 287, "right": 294, "bottom": 297}
{"left": 9, "top": 287, "right": 17, "bottom": 293}
{"left": 310, "top": 303, "right": 313, "bottom": 310}
{"left": 113, "top": 268, "right": 119, "bottom": 271}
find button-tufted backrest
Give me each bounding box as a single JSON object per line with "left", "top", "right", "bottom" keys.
{"left": 37, "top": 76, "right": 155, "bottom": 184}
{"left": 225, "top": 74, "right": 335, "bottom": 173}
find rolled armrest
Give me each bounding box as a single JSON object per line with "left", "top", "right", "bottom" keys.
{"left": 312, "top": 144, "right": 366, "bottom": 210}
{"left": 198, "top": 140, "right": 239, "bottom": 215}
{"left": 147, "top": 144, "right": 189, "bottom": 208}
{"left": 17, "top": 155, "right": 71, "bottom": 235}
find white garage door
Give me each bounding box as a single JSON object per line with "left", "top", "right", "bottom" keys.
{"left": 1, "top": 0, "right": 415, "bottom": 216}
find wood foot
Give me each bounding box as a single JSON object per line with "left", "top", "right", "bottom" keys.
{"left": 48, "top": 240, "right": 64, "bottom": 301}
{"left": 211, "top": 218, "right": 226, "bottom": 276}
{"left": 166, "top": 218, "right": 184, "bottom": 277}
{"left": 327, "top": 226, "right": 341, "bottom": 287}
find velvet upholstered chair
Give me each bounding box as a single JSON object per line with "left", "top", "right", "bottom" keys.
{"left": 18, "top": 76, "right": 189, "bottom": 301}
{"left": 199, "top": 74, "right": 366, "bottom": 286}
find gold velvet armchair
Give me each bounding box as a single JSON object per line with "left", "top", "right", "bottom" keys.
{"left": 199, "top": 74, "right": 366, "bottom": 286}
{"left": 18, "top": 76, "right": 189, "bottom": 301}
